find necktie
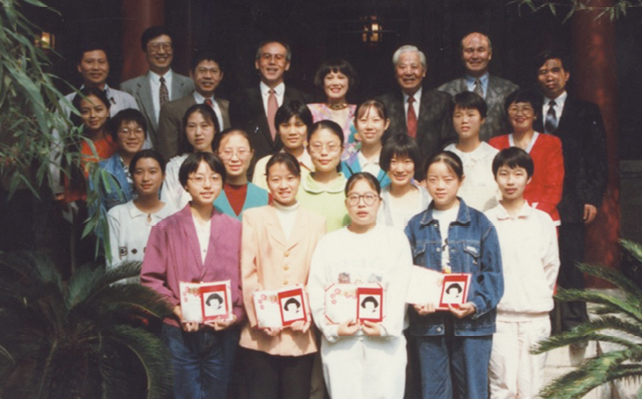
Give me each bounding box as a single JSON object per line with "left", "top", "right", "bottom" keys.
{"left": 204, "top": 98, "right": 213, "bottom": 108}
{"left": 545, "top": 100, "right": 558, "bottom": 133}
{"left": 159, "top": 76, "right": 169, "bottom": 106}
{"left": 407, "top": 96, "right": 417, "bottom": 138}
{"left": 267, "top": 89, "right": 278, "bottom": 141}
{"left": 474, "top": 79, "right": 484, "bottom": 98}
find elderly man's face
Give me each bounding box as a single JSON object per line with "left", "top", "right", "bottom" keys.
{"left": 255, "top": 42, "right": 290, "bottom": 88}
{"left": 461, "top": 33, "right": 492, "bottom": 77}
{"left": 395, "top": 51, "right": 426, "bottom": 96}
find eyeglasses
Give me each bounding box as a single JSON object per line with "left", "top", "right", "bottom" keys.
{"left": 188, "top": 174, "right": 222, "bottom": 185}
{"left": 346, "top": 193, "right": 379, "bottom": 206}
{"left": 117, "top": 127, "right": 145, "bottom": 137}
{"left": 309, "top": 142, "right": 341, "bottom": 154}
{"left": 219, "top": 148, "right": 251, "bottom": 160}
{"left": 147, "top": 42, "right": 172, "bottom": 52}
{"left": 508, "top": 105, "right": 534, "bottom": 115}
{"left": 260, "top": 53, "right": 286, "bottom": 62}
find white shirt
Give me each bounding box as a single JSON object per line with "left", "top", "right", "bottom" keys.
{"left": 377, "top": 183, "right": 431, "bottom": 229}
{"left": 465, "top": 72, "right": 489, "bottom": 98}
{"left": 432, "top": 204, "right": 459, "bottom": 272}
{"left": 148, "top": 69, "right": 174, "bottom": 124}
{"left": 444, "top": 142, "right": 499, "bottom": 212}
{"left": 542, "top": 90, "right": 568, "bottom": 121}
{"left": 193, "top": 91, "right": 224, "bottom": 132}
{"left": 357, "top": 150, "right": 384, "bottom": 178}
{"left": 192, "top": 214, "right": 212, "bottom": 263}
{"left": 260, "top": 81, "right": 285, "bottom": 117}
{"left": 160, "top": 154, "right": 190, "bottom": 215}
{"left": 403, "top": 87, "right": 422, "bottom": 120}
{"left": 485, "top": 202, "right": 560, "bottom": 320}
{"left": 274, "top": 201, "right": 299, "bottom": 242}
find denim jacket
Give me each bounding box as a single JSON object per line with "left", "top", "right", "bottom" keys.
{"left": 404, "top": 198, "right": 503, "bottom": 336}
{"left": 98, "top": 154, "right": 133, "bottom": 212}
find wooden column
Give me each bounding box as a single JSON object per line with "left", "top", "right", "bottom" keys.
{"left": 571, "top": 0, "right": 620, "bottom": 286}
{"left": 120, "top": 0, "right": 165, "bottom": 81}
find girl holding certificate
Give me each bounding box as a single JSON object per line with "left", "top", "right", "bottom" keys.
{"left": 240, "top": 152, "right": 326, "bottom": 399}
{"left": 404, "top": 151, "right": 504, "bottom": 399}
{"left": 142, "top": 152, "right": 244, "bottom": 399}
{"left": 308, "top": 172, "right": 412, "bottom": 399}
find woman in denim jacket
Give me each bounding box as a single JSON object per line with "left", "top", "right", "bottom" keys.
{"left": 405, "top": 151, "right": 504, "bottom": 399}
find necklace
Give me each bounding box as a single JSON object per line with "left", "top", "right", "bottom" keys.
{"left": 328, "top": 102, "right": 348, "bottom": 110}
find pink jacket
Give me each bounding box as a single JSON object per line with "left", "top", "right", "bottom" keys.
{"left": 141, "top": 205, "right": 245, "bottom": 327}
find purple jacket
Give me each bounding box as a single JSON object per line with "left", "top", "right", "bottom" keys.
{"left": 141, "top": 205, "right": 245, "bottom": 327}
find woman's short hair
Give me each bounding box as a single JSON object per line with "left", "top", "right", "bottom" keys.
{"left": 308, "top": 120, "right": 345, "bottom": 146}
{"left": 492, "top": 147, "right": 534, "bottom": 178}
{"left": 129, "top": 149, "right": 167, "bottom": 176}
{"left": 355, "top": 99, "right": 388, "bottom": 124}
{"left": 71, "top": 87, "right": 111, "bottom": 128}
{"left": 345, "top": 172, "right": 382, "bottom": 196}
{"left": 178, "top": 152, "right": 226, "bottom": 187}
{"left": 424, "top": 151, "right": 464, "bottom": 181}
{"left": 313, "top": 58, "right": 359, "bottom": 90}
{"left": 266, "top": 152, "right": 301, "bottom": 178}
{"left": 110, "top": 108, "right": 148, "bottom": 141}
{"left": 379, "top": 134, "right": 422, "bottom": 173}
{"left": 274, "top": 100, "right": 313, "bottom": 131}
{"left": 452, "top": 91, "right": 488, "bottom": 118}
{"left": 213, "top": 128, "right": 254, "bottom": 153}
{"left": 504, "top": 89, "right": 542, "bottom": 119}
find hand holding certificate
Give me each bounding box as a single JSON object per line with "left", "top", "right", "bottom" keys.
{"left": 252, "top": 285, "right": 310, "bottom": 329}
{"left": 406, "top": 266, "right": 471, "bottom": 312}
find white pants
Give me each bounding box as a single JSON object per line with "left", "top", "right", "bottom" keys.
{"left": 489, "top": 317, "right": 551, "bottom": 399}
{"left": 321, "top": 335, "right": 406, "bottom": 399}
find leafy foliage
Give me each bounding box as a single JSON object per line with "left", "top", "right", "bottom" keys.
{"left": 512, "top": 0, "right": 642, "bottom": 22}
{"left": 533, "top": 240, "right": 642, "bottom": 398}
{"left": 0, "top": 251, "right": 174, "bottom": 399}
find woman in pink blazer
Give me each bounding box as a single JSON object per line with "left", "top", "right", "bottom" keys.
{"left": 141, "top": 152, "right": 244, "bottom": 399}
{"left": 240, "top": 152, "right": 326, "bottom": 399}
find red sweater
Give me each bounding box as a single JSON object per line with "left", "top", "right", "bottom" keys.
{"left": 489, "top": 132, "right": 564, "bottom": 223}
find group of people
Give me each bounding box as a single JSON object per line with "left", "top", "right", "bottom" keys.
{"left": 49, "top": 25, "right": 607, "bottom": 399}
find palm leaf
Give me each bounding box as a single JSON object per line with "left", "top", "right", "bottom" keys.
{"left": 555, "top": 288, "right": 642, "bottom": 323}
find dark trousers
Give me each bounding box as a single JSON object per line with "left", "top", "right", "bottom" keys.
{"left": 554, "top": 222, "right": 589, "bottom": 332}
{"left": 241, "top": 347, "right": 314, "bottom": 399}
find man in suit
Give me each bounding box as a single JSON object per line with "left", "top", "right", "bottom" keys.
{"left": 438, "top": 32, "right": 518, "bottom": 141}
{"left": 533, "top": 51, "right": 607, "bottom": 341}
{"left": 156, "top": 51, "right": 230, "bottom": 161}
{"left": 377, "top": 45, "right": 456, "bottom": 168}
{"left": 121, "top": 26, "right": 194, "bottom": 150}
{"left": 229, "top": 40, "right": 310, "bottom": 161}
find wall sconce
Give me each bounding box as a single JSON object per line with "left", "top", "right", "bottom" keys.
{"left": 361, "top": 15, "right": 382, "bottom": 44}
{"left": 36, "top": 32, "right": 55, "bottom": 50}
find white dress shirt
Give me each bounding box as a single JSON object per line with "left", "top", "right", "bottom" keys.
{"left": 148, "top": 69, "right": 174, "bottom": 124}
{"left": 193, "top": 91, "right": 224, "bottom": 132}
{"left": 542, "top": 90, "right": 568, "bottom": 121}
{"left": 260, "top": 81, "right": 286, "bottom": 117}
{"left": 403, "top": 87, "right": 422, "bottom": 120}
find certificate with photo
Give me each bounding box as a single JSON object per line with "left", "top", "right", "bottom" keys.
{"left": 179, "top": 280, "right": 233, "bottom": 323}
{"left": 438, "top": 273, "right": 471, "bottom": 310}
{"left": 253, "top": 284, "right": 309, "bottom": 328}
{"left": 324, "top": 283, "right": 385, "bottom": 324}
{"left": 406, "top": 268, "right": 471, "bottom": 311}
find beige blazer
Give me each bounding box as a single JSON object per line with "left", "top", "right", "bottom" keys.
{"left": 240, "top": 205, "right": 326, "bottom": 356}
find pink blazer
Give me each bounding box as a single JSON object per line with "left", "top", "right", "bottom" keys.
{"left": 240, "top": 205, "right": 326, "bottom": 356}
{"left": 141, "top": 205, "right": 245, "bottom": 327}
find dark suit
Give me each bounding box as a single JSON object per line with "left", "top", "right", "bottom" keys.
{"left": 120, "top": 71, "right": 194, "bottom": 149}
{"left": 377, "top": 88, "right": 457, "bottom": 162}
{"left": 534, "top": 94, "right": 607, "bottom": 332}
{"left": 156, "top": 93, "right": 230, "bottom": 161}
{"left": 229, "top": 86, "right": 310, "bottom": 161}
{"left": 437, "top": 74, "right": 519, "bottom": 141}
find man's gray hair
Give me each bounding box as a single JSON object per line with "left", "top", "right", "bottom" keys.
{"left": 392, "top": 45, "right": 427, "bottom": 69}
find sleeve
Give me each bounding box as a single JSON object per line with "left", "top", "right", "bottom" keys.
{"left": 542, "top": 216, "right": 560, "bottom": 293}
{"left": 140, "top": 224, "right": 179, "bottom": 307}
{"left": 157, "top": 105, "right": 180, "bottom": 161}
{"left": 307, "top": 236, "right": 340, "bottom": 342}
{"left": 535, "top": 137, "right": 564, "bottom": 217}
{"left": 107, "top": 210, "right": 121, "bottom": 269}
{"left": 240, "top": 213, "right": 261, "bottom": 328}
{"left": 470, "top": 218, "right": 504, "bottom": 319}
{"left": 578, "top": 103, "right": 607, "bottom": 207}
{"left": 379, "top": 231, "right": 412, "bottom": 337}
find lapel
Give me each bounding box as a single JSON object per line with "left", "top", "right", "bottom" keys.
{"left": 250, "top": 86, "right": 272, "bottom": 145}
{"left": 138, "top": 73, "right": 157, "bottom": 132}
{"left": 203, "top": 210, "right": 222, "bottom": 269}
{"left": 485, "top": 76, "right": 501, "bottom": 104}
{"left": 171, "top": 74, "right": 188, "bottom": 101}
{"left": 216, "top": 98, "right": 230, "bottom": 129}
{"left": 179, "top": 206, "right": 205, "bottom": 269}
{"left": 416, "top": 88, "right": 435, "bottom": 146}
{"left": 390, "top": 90, "right": 407, "bottom": 131}
{"left": 287, "top": 207, "right": 308, "bottom": 250}
{"left": 455, "top": 77, "right": 468, "bottom": 93}
{"left": 556, "top": 96, "right": 577, "bottom": 135}
{"left": 265, "top": 206, "right": 287, "bottom": 247}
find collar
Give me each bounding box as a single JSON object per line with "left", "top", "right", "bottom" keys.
{"left": 193, "top": 90, "right": 215, "bottom": 104}
{"left": 544, "top": 90, "right": 568, "bottom": 109}
{"left": 80, "top": 83, "right": 112, "bottom": 100}
{"left": 126, "top": 200, "right": 172, "bottom": 220}
{"left": 148, "top": 69, "right": 173, "bottom": 84}
{"left": 302, "top": 172, "right": 346, "bottom": 194}
{"left": 494, "top": 200, "right": 533, "bottom": 221}
{"left": 260, "top": 81, "right": 285, "bottom": 97}
{"left": 420, "top": 197, "right": 471, "bottom": 226}
{"left": 465, "top": 72, "right": 489, "bottom": 88}
{"left": 403, "top": 87, "right": 422, "bottom": 103}
{"left": 509, "top": 132, "right": 539, "bottom": 154}
{"left": 273, "top": 200, "right": 299, "bottom": 212}
{"left": 357, "top": 150, "right": 380, "bottom": 167}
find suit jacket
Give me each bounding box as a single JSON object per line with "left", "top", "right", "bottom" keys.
{"left": 229, "top": 86, "right": 311, "bottom": 161}
{"left": 239, "top": 205, "right": 326, "bottom": 356}
{"left": 438, "top": 74, "right": 519, "bottom": 141}
{"left": 120, "top": 71, "right": 194, "bottom": 149}
{"left": 156, "top": 93, "right": 230, "bottom": 161}
{"left": 377, "top": 88, "right": 457, "bottom": 161}
{"left": 141, "top": 205, "right": 245, "bottom": 327}
{"left": 533, "top": 95, "right": 607, "bottom": 223}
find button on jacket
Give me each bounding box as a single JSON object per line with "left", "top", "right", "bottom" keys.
{"left": 404, "top": 198, "right": 504, "bottom": 336}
